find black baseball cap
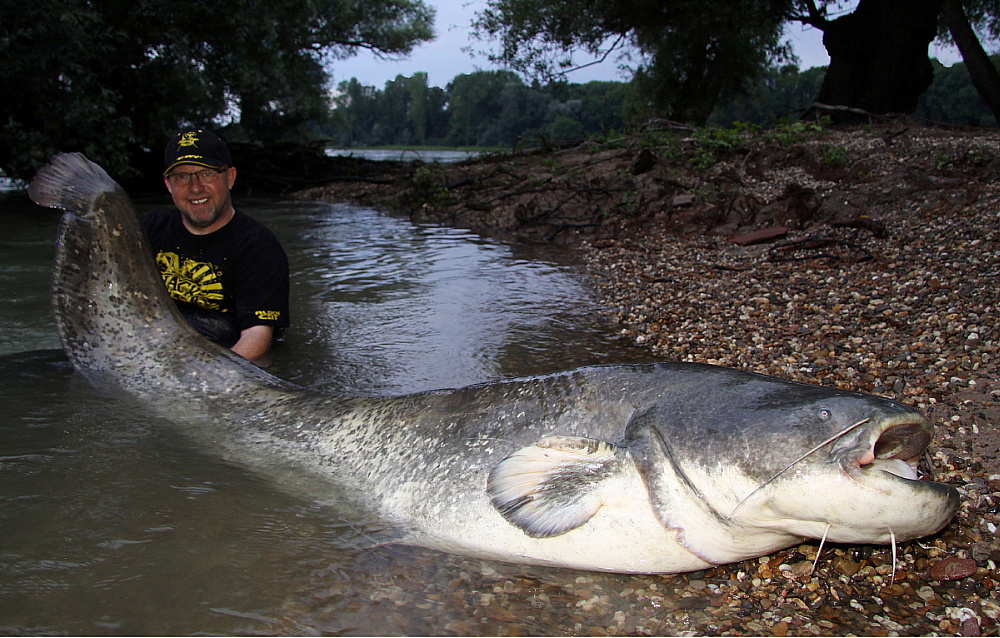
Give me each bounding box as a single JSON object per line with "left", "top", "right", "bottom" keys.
{"left": 163, "top": 128, "right": 233, "bottom": 175}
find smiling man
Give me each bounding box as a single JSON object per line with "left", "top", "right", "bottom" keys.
{"left": 140, "top": 129, "right": 290, "bottom": 365}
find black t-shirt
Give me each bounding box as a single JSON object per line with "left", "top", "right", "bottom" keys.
{"left": 140, "top": 208, "right": 290, "bottom": 346}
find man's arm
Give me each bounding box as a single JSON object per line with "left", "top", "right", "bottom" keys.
{"left": 231, "top": 324, "right": 274, "bottom": 366}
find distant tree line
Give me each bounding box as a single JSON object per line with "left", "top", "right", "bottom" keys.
{"left": 473, "top": 0, "right": 1000, "bottom": 126}
{"left": 325, "top": 71, "right": 630, "bottom": 148}
{"left": 4, "top": 0, "right": 1000, "bottom": 182}
{"left": 323, "top": 56, "right": 1000, "bottom": 149}
{"left": 713, "top": 56, "right": 1000, "bottom": 128}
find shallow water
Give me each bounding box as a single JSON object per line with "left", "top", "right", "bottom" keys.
{"left": 324, "top": 148, "right": 480, "bottom": 163}
{"left": 0, "top": 192, "right": 658, "bottom": 635}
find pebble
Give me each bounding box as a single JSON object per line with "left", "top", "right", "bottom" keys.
{"left": 929, "top": 557, "right": 979, "bottom": 581}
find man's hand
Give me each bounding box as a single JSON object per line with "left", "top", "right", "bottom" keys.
{"left": 232, "top": 324, "right": 274, "bottom": 366}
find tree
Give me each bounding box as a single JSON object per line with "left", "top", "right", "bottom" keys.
{"left": 917, "top": 56, "right": 998, "bottom": 124}
{"left": 446, "top": 71, "right": 530, "bottom": 146}
{"left": 0, "top": 0, "right": 434, "bottom": 181}
{"left": 473, "top": 0, "right": 792, "bottom": 124}
{"left": 473, "top": 0, "right": 1000, "bottom": 124}
{"left": 328, "top": 74, "right": 626, "bottom": 147}
{"left": 332, "top": 79, "right": 382, "bottom": 146}
{"left": 939, "top": 0, "right": 1000, "bottom": 123}
{"left": 796, "top": 0, "right": 943, "bottom": 117}
{"left": 331, "top": 74, "right": 449, "bottom": 146}
{"left": 710, "top": 65, "right": 827, "bottom": 126}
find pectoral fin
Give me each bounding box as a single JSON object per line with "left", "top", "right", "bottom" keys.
{"left": 488, "top": 435, "right": 627, "bottom": 538}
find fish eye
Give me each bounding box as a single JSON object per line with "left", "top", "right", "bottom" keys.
{"left": 818, "top": 409, "right": 832, "bottom": 420}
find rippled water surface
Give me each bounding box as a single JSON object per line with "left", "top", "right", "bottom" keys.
{"left": 324, "top": 148, "right": 480, "bottom": 163}
{"left": 0, "top": 192, "right": 657, "bottom": 635}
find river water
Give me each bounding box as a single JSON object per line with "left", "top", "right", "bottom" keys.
{"left": 0, "top": 190, "right": 658, "bottom": 635}
{"left": 324, "top": 148, "right": 480, "bottom": 163}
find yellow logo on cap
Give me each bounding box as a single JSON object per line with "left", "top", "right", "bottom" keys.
{"left": 178, "top": 132, "right": 200, "bottom": 148}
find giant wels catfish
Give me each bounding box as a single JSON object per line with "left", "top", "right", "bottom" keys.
{"left": 27, "top": 153, "right": 958, "bottom": 573}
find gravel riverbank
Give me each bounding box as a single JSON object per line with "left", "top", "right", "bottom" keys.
{"left": 300, "top": 126, "right": 999, "bottom": 635}
{"left": 580, "top": 135, "right": 1000, "bottom": 637}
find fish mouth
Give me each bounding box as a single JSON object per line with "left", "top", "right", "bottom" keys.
{"left": 848, "top": 415, "right": 934, "bottom": 481}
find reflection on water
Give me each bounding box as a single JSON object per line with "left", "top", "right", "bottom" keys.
{"left": 273, "top": 200, "right": 651, "bottom": 394}
{"left": 0, "top": 195, "right": 659, "bottom": 635}
{"left": 0, "top": 192, "right": 62, "bottom": 355}
{"left": 324, "top": 148, "right": 480, "bottom": 163}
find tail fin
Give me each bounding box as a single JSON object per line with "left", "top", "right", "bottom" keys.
{"left": 28, "top": 153, "right": 118, "bottom": 213}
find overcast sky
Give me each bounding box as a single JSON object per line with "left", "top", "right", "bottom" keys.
{"left": 329, "top": 0, "right": 964, "bottom": 89}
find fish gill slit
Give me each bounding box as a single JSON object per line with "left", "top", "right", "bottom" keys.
{"left": 727, "top": 418, "right": 871, "bottom": 519}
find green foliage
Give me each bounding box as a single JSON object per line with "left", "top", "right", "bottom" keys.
{"left": 711, "top": 54, "right": 1000, "bottom": 130}
{"left": 767, "top": 119, "right": 827, "bottom": 145}
{"left": 917, "top": 57, "right": 1000, "bottom": 125}
{"left": 710, "top": 65, "right": 828, "bottom": 127}
{"left": 333, "top": 74, "right": 449, "bottom": 146}
{"left": 693, "top": 126, "right": 747, "bottom": 153}
{"left": 468, "top": 0, "right": 1000, "bottom": 126}
{"left": 616, "top": 188, "right": 642, "bottom": 217}
{"left": 446, "top": 71, "right": 532, "bottom": 147}
{"left": 689, "top": 124, "right": 753, "bottom": 170}
{"left": 686, "top": 118, "right": 833, "bottom": 170}
{"left": 822, "top": 145, "right": 851, "bottom": 168}
{"left": 473, "top": 0, "right": 793, "bottom": 124}
{"left": 329, "top": 72, "right": 627, "bottom": 148}
{"left": 550, "top": 115, "right": 585, "bottom": 140}
{"left": 0, "top": 0, "right": 434, "bottom": 180}
{"left": 404, "top": 164, "right": 451, "bottom": 210}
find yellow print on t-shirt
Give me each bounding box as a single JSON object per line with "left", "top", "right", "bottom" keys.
{"left": 155, "top": 252, "right": 225, "bottom": 311}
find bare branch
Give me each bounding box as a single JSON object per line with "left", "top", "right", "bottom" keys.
{"left": 550, "top": 33, "right": 629, "bottom": 79}
{"left": 790, "top": 0, "right": 830, "bottom": 30}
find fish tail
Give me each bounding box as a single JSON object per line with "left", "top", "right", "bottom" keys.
{"left": 28, "top": 152, "right": 117, "bottom": 213}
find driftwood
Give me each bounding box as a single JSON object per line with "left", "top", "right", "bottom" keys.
{"left": 803, "top": 102, "right": 902, "bottom": 123}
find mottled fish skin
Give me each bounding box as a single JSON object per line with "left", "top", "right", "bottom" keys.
{"left": 28, "top": 153, "right": 960, "bottom": 574}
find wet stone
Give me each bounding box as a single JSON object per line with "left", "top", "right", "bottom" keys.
{"left": 929, "top": 557, "right": 979, "bottom": 581}
{"left": 677, "top": 596, "right": 710, "bottom": 611}
{"left": 832, "top": 557, "right": 862, "bottom": 576}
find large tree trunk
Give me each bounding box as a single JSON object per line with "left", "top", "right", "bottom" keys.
{"left": 814, "top": 0, "right": 942, "bottom": 117}
{"left": 940, "top": 0, "right": 1000, "bottom": 124}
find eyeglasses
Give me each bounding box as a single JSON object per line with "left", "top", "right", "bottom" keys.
{"left": 166, "top": 168, "right": 227, "bottom": 185}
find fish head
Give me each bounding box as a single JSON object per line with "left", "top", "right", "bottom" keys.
{"left": 735, "top": 391, "right": 960, "bottom": 545}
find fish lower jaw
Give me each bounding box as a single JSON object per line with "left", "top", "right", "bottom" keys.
{"left": 865, "top": 457, "right": 919, "bottom": 480}
{"left": 850, "top": 455, "right": 921, "bottom": 481}
{"left": 851, "top": 450, "right": 921, "bottom": 481}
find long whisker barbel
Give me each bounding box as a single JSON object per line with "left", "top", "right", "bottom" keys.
{"left": 889, "top": 528, "right": 897, "bottom": 586}
{"left": 728, "top": 418, "right": 871, "bottom": 519}
{"left": 807, "top": 524, "right": 896, "bottom": 583}
{"left": 810, "top": 523, "right": 832, "bottom": 576}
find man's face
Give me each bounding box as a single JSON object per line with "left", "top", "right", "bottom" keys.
{"left": 163, "top": 164, "right": 237, "bottom": 233}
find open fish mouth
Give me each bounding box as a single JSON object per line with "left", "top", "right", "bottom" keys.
{"left": 850, "top": 417, "right": 934, "bottom": 481}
